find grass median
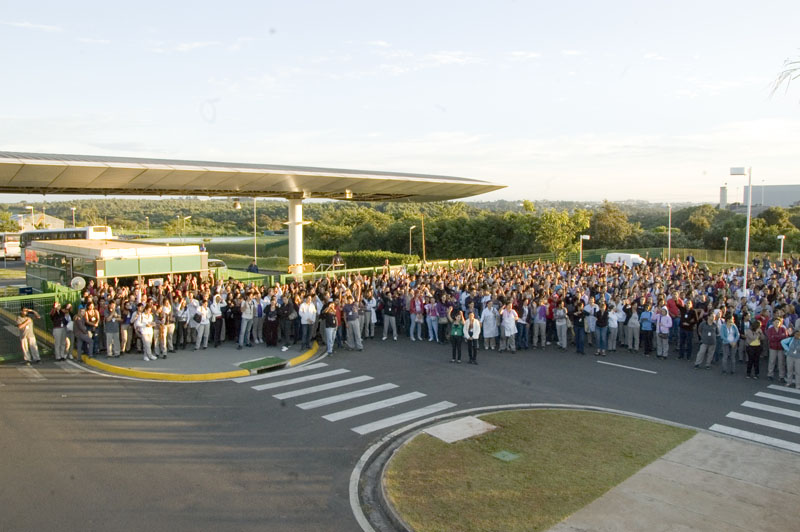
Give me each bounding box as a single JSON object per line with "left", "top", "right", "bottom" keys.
{"left": 384, "top": 409, "right": 695, "bottom": 532}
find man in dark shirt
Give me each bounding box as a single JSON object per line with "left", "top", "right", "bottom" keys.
{"left": 678, "top": 300, "right": 700, "bottom": 360}
{"left": 381, "top": 291, "right": 398, "bottom": 341}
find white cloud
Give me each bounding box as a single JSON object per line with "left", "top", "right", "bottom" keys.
{"left": 77, "top": 37, "right": 110, "bottom": 44}
{"left": 643, "top": 52, "right": 666, "bottom": 61}
{"left": 228, "top": 37, "right": 254, "bottom": 51}
{"left": 367, "top": 40, "right": 390, "bottom": 48}
{"left": 509, "top": 51, "right": 542, "bottom": 61}
{"left": 561, "top": 50, "right": 582, "bottom": 56}
{"left": 426, "top": 50, "right": 482, "bottom": 65}
{"left": 175, "top": 41, "right": 221, "bottom": 52}
{"left": 1, "top": 20, "right": 62, "bottom": 32}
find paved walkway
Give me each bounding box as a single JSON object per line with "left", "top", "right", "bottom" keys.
{"left": 548, "top": 431, "right": 800, "bottom": 532}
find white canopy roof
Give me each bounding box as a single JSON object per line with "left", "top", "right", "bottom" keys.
{"left": 0, "top": 152, "right": 504, "bottom": 201}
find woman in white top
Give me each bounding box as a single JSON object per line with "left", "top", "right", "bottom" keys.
{"left": 585, "top": 296, "right": 599, "bottom": 345}
{"left": 135, "top": 306, "right": 156, "bottom": 361}
{"left": 480, "top": 300, "right": 499, "bottom": 350}
{"left": 210, "top": 294, "right": 226, "bottom": 347}
{"left": 363, "top": 294, "right": 377, "bottom": 339}
{"left": 500, "top": 302, "right": 519, "bottom": 353}
{"left": 194, "top": 299, "right": 211, "bottom": 350}
{"left": 608, "top": 303, "right": 627, "bottom": 352}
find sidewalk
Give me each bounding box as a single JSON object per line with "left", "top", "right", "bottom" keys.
{"left": 82, "top": 340, "right": 319, "bottom": 381}
{"left": 547, "top": 431, "right": 800, "bottom": 532}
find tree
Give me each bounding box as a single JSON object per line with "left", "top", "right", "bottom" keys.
{"left": 534, "top": 208, "right": 591, "bottom": 259}
{"left": 0, "top": 211, "right": 20, "bottom": 232}
{"left": 772, "top": 54, "right": 800, "bottom": 98}
{"left": 589, "top": 201, "right": 636, "bottom": 248}
{"left": 757, "top": 207, "right": 795, "bottom": 230}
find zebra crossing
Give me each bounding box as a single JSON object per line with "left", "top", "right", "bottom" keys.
{"left": 710, "top": 384, "right": 800, "bottom": 453}
{"left": 232, "top": 362, "right": 456, "bottom": 435}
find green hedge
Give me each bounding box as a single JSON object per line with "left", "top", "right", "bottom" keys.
{"left": 303, "top": 249, "right": 420, "bottom": 269}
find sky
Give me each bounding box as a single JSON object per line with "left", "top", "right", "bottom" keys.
{"left": 1, "top": 0, "right": 799, "bottom": 205}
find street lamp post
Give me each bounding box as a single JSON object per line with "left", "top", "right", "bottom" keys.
{"left": 26, "top": 205, "right": 34, "bottom": 229}
{"left": 778, "top": 234, "right": 786, "bottom": 263}
{"left": 579, "top": 234, "right": 591, "bottom": 264}
{"left": 667, "top": 203, "right": 672, "bottom": 260}
{"left": 408, "top": 225, "right": 417, "bottom": 255}
{"left": 253, "top": 197, "right": 258, "bottom": 265}
{"left": 181, "top": 215, "right": 191, "bottom": 243}
{"left": 731, "top": 167, "right": 752, "bottom": 297}
{"left": 145, "top": 216, "right": 149, "bottom": 237}
{"left": 71, "top": 207, "right": 76, "bottom": 227}
{"left": 723, "top": 236, "right": 729, "bottom": 263}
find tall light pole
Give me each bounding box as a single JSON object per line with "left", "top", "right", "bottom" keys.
{"left": 26, "top": 205, "right": 34, "bottom": 229}
{"left": 667, "top": 203, "right": 672, "bottom": 260}
{"left": 420, "top": 214, "right": 426, "bottom": 263}
{"left": 253, "top": 197, "right": 258, "bottom": 265}
{"left": 579, "top": 234, "right": 591, "bottom": 264}
{"left": 731, "top": 167, "right": 752, "bottom": 297}
{"left": 71, "top": 207, "right": 76, "bottom": 227}
{"left": 408, "top": 225, "right": 417, "bottom": 255}
{"left": 778, "top": 234, "right": 786, "bottom": 263}
{"left": 181, "top": 215, "right": 191, "bottom": 243}
{"left": 145, "top": 216, "right": 149, "bottom": 237}
{"left": 723, "top": 236, "right": 729, "bottom": 263}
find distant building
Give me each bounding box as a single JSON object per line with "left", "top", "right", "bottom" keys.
{"left": 12, "top": 213, "right": 65, "bottom": 232}
{"left": 742, "top": 185, "right": 800, "bottom": 208}
{"left": 719, "top": 186, "right": 728, "bottom": 209}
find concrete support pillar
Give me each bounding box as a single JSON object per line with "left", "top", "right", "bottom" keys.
{"left": 288, "top": 199, "right": 304, "bottom": 275}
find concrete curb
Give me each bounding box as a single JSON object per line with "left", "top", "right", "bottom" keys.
{"left": 78, "top": 341, "right": 320, "bottom": 382}
{"left": 80, "top": 354, "right": 250, "bottom": 381}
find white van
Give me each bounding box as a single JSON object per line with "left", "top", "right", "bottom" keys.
{"left": 604, "top": 252, "right": 646, "bottom": 268}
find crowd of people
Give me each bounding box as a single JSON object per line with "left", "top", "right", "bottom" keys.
{"left": 39, "top": 254, "right": 800, "bottom": 388}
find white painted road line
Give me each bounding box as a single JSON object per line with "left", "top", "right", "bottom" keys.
{"left": 322, "top": 392, "right": 426, "bottom": 422}
{"left": 596, "top": 361, "right": 657, "bottom": 374}
{"left": 55, "top": 361, "right": 81, "bottom": 375}
{"left": 709, "top": 424, "right": 800, "bottom": 453}
{"left": 351, "top": 401, "right": 457, "bottom": 435}
{"left": 726, "top": 411, "right": 800, "bottom": 435}
{"left": 273, "top": 375, "right": 374, "bottom": 400}
{"left": 768, "top": 384, "right": 800, "bottom": 395}
{"left": 17, "top": 367, "right": 45, "bottom": 381}
{"left": 741, "top": 401, "right": 800, "bottom": 420}
{"left": 755, "top": 392, "right": 800, "bottom": 407}
{"left": 297, "top": 383, "right": 399, "bottom": 410}
{"left": 233, "top": 362, "right": 328, "bottom": 383}
{"left": 252, "top": 368, "right": 350, "bottom": 391}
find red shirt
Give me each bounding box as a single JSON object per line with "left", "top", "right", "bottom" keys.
{"left": 766, "top": 325, "right": 789, "bottom": 350}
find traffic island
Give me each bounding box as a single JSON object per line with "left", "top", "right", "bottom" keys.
{"left": 383, "top": 409, "right": 695, "bottom": 532}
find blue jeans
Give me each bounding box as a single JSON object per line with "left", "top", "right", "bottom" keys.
{"left": 301, "top": 323, "right": 312, "bottom": 348}
{"left": 409, "top": 315, "right": 422, "bottom": 339}
{"left": 575, "top": 326, "right": 585, "bottom": 354}
{"left": 324, "top": 327, "right": 336, "bottom": 354}
{"left": 595, "top": 326, "right": 608, "bottom": 350}
{"left": 670, "top": 317, "right": 680, "bottom": 344}
{"left": 239, "top": 318, "right": 253, "bottom": 346}
{"left": 427, "top": 316, "right": 439, "bottom": 342}
{"left": 679, "top": 328, "right": 693, "bottom": 358}
{"left": 516, "top": 322, "right": 529, "bottom": 349}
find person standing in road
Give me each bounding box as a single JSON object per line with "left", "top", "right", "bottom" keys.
{"left": 694, "top": 313, "right": 717, "bottom": 369}
{"left": 678, "top": 300, "right": 700, "bottom": 360}
{"left": 654, "top": 306, "right": 672, "bottom": 359}
{"left": 480, "top": 300, "right": 499, "bottom": 350}
{"left": 766, "top": 317, "right": 790, "bottom": 383}
{"left": 322, "top": 301, "right": 338, "bottom": 355}
{"left": 464, "top": 310, "right": 481, "bottom": 364}
{"left": 85, "top": 301, "right": 100, "bottom": 356}
{"left": 450, "top": 311, "right": 465, "bottom": 363}
{"left": 50, "top": 301, "right": 69, "bottom": 361}
{"left": 572, "top": 301, "right": 587, "bottom": 355}
{"left": 745, "top": 320, "right": 765, "bottom": 379}
{"left": 720, "top": 315, "right": 740, "bottom": 375}
{"left": 17, "top": 307, "right": 41, "bottom": 365}
{"left": 136, "top": 305, "right": 156, "bottom": 361}
{"left": 554, "top": 300, "right": 569, "bottom": 350}
{"left": 381, "top": 291, "right": 399, "bottom": 341}
{"left": 299, "top": 294, "right": 318, "bottom": 350}
{"left": 238, "top": 291, "right": 257, "bottom": 350}
{"left": 499, "top": 302, "right": 519, "bottom": 353}
{"left": 640, "top": 303, "right": 654, "bottom": 356}
{"left": 194, "top": 299, "right": 211, "bottom": 351}
{"left": 343, "top": 295, "right": 363, "bottom": 351}
{"left": 104, "top": 300, "right": 121, "bottom": 358}
{"left": 594, "top": 302, "right": 609, "bottom": 356}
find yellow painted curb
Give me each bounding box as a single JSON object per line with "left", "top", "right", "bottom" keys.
{"left": 81, "top": 355, "right": 250, "bottom": 381}
{"left": 286, "top": 341, "right": 320, "bottom": 367}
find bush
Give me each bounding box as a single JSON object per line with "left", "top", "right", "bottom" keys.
{"left": 303, "top": 249, "right": 420, "bottom": 269}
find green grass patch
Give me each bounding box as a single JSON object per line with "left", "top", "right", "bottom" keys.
{"left": 0, "top": 268, "right": 24, "bottom": 280}
{"left": 385, "top": 409, "right": 695, "bottom": 532}
{"left": 215, "top": 253, "right": 289, "bottom": 271}
{"left": 237, "top": 356, "right": 286, "bottom": 371}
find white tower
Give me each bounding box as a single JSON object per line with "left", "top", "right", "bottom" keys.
{"left": 719, "top": 185, "right": 728, "bottom": 209}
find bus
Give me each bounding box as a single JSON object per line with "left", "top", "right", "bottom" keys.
{"left": 0, "top": 232, "right": 21, "bottom": 259}
{"left": 20, "top": 226, "right": 114, "bottom": 248}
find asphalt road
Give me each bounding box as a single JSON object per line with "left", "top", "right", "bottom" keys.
{"left": 1, "top": 337, "right": 796, "bottom": 531}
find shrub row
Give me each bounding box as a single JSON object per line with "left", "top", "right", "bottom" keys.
{"left": 303, "top": 249, "right": 421, "bottom": 269}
